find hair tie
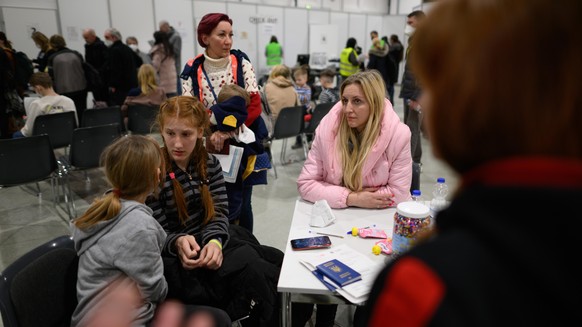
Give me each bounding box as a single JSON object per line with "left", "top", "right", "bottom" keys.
{"left": 201, "top": 178, "right": 210, "bottom": 186}
{"left": 169, "top": 172, "right": 175, "bottom": 180}
{"left": 112, "top": 189, "right": 122, "bottom": 197}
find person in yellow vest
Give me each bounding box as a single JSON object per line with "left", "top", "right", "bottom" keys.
{"left": 265, "top": 35, "right": 283, "bottom": 67}
{"left": 339, "top": 37, "right": 361, "bottom": 84}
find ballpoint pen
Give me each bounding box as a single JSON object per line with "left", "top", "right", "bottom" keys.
{"left": 315, "top": 231, "right": 344, "bottom": 239}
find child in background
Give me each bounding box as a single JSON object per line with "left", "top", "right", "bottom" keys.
{"left": 71, "top": 135, "right": 168, "bottom": 327}
{"left": 317, "top": 68, "right": 340, "bottom": 104}
{"left": 292, "top": 65, "right": 312, "bottom": 149}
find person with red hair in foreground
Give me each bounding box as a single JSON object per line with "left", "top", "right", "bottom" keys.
{"left": 359, "top": 0, "right": 582, "bottom": 326}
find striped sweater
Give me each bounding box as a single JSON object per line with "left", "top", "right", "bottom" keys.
{"left": 146, "top": 153, "right": 230, "bottom": 256}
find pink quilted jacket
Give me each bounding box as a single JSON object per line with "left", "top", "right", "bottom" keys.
{"left": 297, "top": 99, "right": 412, "bottom": 208}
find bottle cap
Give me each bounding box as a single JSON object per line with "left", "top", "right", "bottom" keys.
{"left": 412, "top": 189, "right": 421, "bottom": 197}
{"left": 396, "top": 201, "right": 430, "bottom": 219}
{"left": 437, "top": 177, "right": 446, "bottom": 183}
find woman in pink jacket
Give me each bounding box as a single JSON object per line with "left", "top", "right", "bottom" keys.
{"left": 295, "top": 69, "right": 412, "bottom": 327}
{"left": 297, "top": 70, "right": 412, "bottom": 209}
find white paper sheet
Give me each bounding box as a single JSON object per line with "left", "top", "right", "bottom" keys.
{"left": 214, "top": 145, "right": 244, "bottom": 183}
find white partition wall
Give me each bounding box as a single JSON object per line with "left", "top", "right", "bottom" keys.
{"left": 283, "top": 8, "right": 308, "bottom": 69}
{"left": 2, "top": 7, "right": 59, "bottom": 59}
{"left": 330, "top": 12, "right": 349, "bottom": 60}
{"left": 348, "top": 13, "right": 367, "bottom": 53}
{"left": 109, "top": 0, "right": 155, "bottom": 61}
{"left": 57, "top": 0, "right": 109, "bottom": 55}
{"left": 226, "top": 3, "right": 257, "bottom": 68}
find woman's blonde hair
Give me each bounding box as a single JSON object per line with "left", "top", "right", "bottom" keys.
{"left": 74, "top": 135, "right": 163, "bottom": 229}
{"left": 156, "top": 96, "right": 215, "bottom": 225}
{"left": 137, "top": 64, "right": 160, "bottom": 96}
{"left": 338, "top": 70, "right": 386, "bottom": 191}
{"left": 31, "top": 31, "right": 49, "bottom": 52}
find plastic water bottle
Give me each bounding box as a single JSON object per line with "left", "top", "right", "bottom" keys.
{"left": 411, "top": 189, "right": 423, "bottom": 202}
{"left": 429, "top": 177, "right": 449, "bottom": 219}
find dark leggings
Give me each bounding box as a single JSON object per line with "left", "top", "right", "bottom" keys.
{"left": 292, "top": 303, "right": 338, "bottom": 327}
{"left": 238, "top": 185, "right": 254, "bottom": 233}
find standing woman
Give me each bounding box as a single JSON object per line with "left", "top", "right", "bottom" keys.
{"left": 265, "top": 35, "right": 283, "bottom": 68}
{"left": 31, "top": 31, "right": 53, "bottom": 73}
{"left": 150, "top": 31, "right": 177, "bottom": 98}
{"left": 181, "top": 13, "right": 264, "bottom": 231}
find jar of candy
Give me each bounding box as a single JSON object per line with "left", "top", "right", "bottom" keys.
{"left": 392, "top": 201, "right": 431, "bottom": 256}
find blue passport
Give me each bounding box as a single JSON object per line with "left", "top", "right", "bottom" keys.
{"left": 316, "top": 259, "right": 362, "bottom": 288}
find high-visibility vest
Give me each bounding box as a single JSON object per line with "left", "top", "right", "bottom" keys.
{"left": 266, "top": 42, "right": 282, "bottom": 66}
{"left": 339, "top": 47, "right": 358, "bottom": 77}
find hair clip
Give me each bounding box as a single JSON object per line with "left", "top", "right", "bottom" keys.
{"left": 169, "top": 172, "right": 175, "bottom": 180}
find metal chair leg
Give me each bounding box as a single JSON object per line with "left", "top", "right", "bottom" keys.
{"left": 280, "top": 138, "right": 288, "bottom": 166}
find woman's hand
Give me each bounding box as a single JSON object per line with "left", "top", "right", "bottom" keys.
{"left": 209, "top": 131, "right": 231, "bottom": 152}
{"left": 175, "top": 235, "right": 201, "bottom": 270}
{"left": 347, "top": 188, "right": 395, "bottom": 209}
{"left": 197, "top": 242, "right": 223, "bottom": 270}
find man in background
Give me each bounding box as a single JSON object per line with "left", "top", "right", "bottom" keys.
{"left": 159, "top": 20, "right": 182, "bottom": 94}
{"left": 126, "top": 36, "right": 151, "bottom": 66}
{"left": 399, "top": 10, "right": 426, "bottom": 192}
{"left": 103, "top": 28, "right": 138, "bottom": 106}
{"left": 82, "top": 28, "right": 108, "bottom": 102}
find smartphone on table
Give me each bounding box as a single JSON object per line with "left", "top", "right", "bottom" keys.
{"left": 290, "top": 236, "right": 332, "bottom": 250}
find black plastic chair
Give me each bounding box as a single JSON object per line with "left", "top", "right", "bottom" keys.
{"left": 269, "top": 105, "right": 305, "bottom": 165}
{"left": 0, "top": 235, "right": 78, "bottom": 327}
{"left": 0, "top": 135, "right": 63, "bottom": 209}
{"left": 81, "top": 105, "right": 124, "bottom": 132}
{"left": 32, "top": 111, "right": 77, "bottom": 152}
{"left": 303, "top": 102, "right": 334, "bottom": 135}
{"left": 59, "top": 124, "right": 122, "bottom": 216}
{"left": 127, "top": 104, "right": 159, "bottom": 135}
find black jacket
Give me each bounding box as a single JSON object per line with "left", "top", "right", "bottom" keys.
{"left": 360, "top": 159, "right": 582, "bottom": 327}
{"left": 399, "top": 36, "right": 421, "bottom": 100}
{"left": 163, "top": 224, "right": 283, "bottom": 327}
{"left": 103, "top": 40, "right": 138, "bottom": 91}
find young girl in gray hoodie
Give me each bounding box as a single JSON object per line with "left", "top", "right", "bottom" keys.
{"left": 70, "top": 135, "right": 167, "bottom": 327}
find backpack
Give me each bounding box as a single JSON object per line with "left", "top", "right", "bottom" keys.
{"left": 258, "top": 85, "right": 274, "bottom": 139}
{"left": 9, "top": 50, "right": 34, "bottom": 90}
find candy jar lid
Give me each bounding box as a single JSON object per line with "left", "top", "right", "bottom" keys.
{"left": 396, "top": 201, "right": 430, "bottom": 218}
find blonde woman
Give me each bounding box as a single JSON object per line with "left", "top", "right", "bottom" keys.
{"left": 121, "top": 64, "right": 167, "bottom": 125}
{"left": 297, "top": 70, "right": 412, "bottom": 208}
{"left": 31, "top": 30, "right": 53, "bottom": 72}
{"left": 295, "top": 70, "right": 412, "bottom": 327}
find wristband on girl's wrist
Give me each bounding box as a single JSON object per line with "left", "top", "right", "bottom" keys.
{"left": 208, "top": 239, "right": 223, "bottom": 250}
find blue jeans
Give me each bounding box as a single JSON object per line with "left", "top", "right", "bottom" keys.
{"left": 12, "top": 130, "right": 24, "bottom": 138}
